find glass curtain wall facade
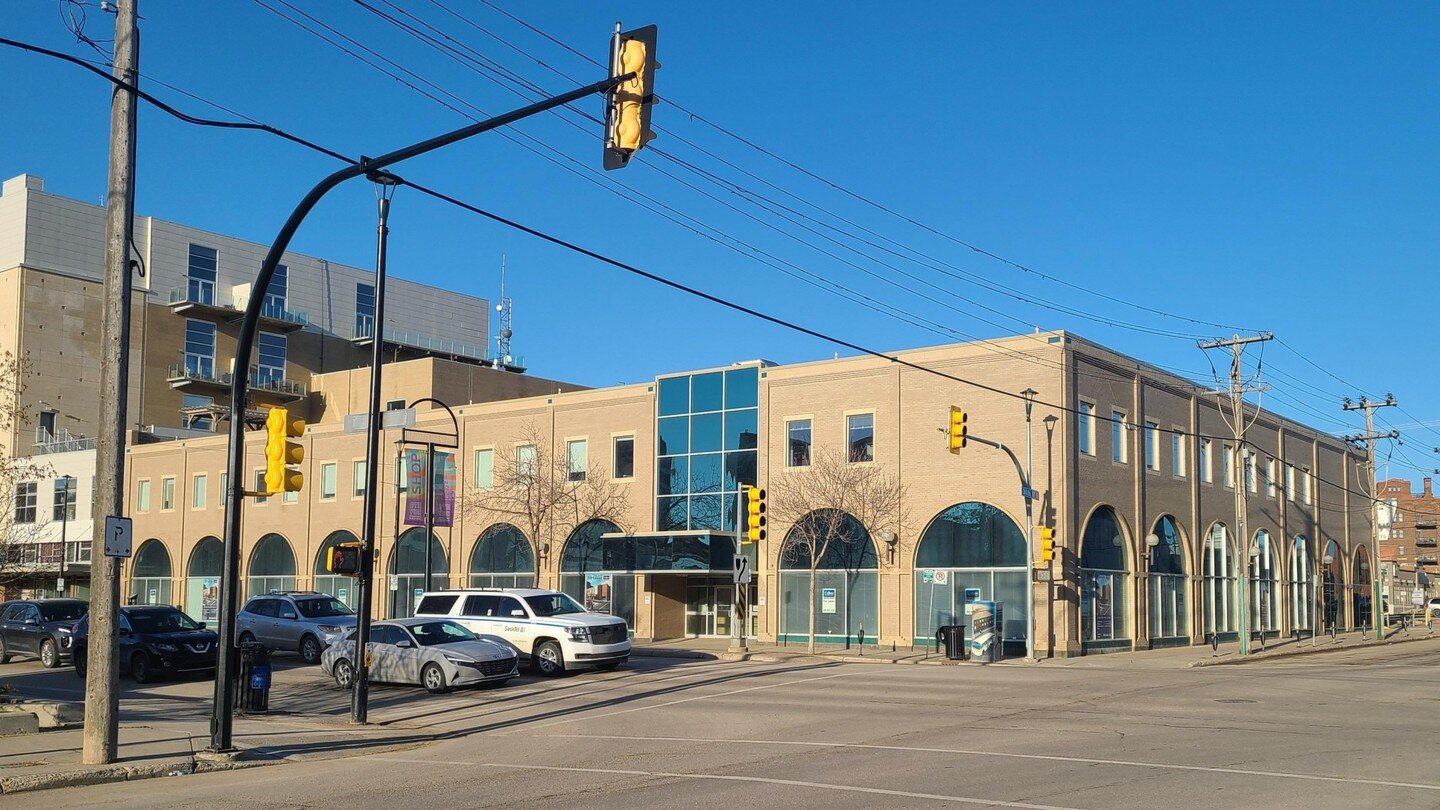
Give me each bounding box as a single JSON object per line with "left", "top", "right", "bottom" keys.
{"left": 186, "top": 537, "right": 224, "bottom": 622}
{"left": 131, "top": 539, "right": 172, "bottom": 606}
{"left": 913, "top": 502, "right": 1027, "bottom": 653}
{"left": 1080, "top": 506, "right": 1129, "bottom": 646}
{"left": 559, "top": 519, "right": 634, "bottom": 629}
{"left": 1290, "top": 535, "right": 1312, "bottom": 633}
{"left": 1147, "top": 515, "right": 1187, "bottom": 642}
{"left": 655, "top": 366, "right": 759, "bottom": 532}
{"left": 1203, "top": 523, "right": 1237, "bottom": 637}
{"left": 314, "top": 530, "right": 359, "bottom": 608}
{"left": 779, "top": 511, "right": 879, "bottom": 645}
{"left": 247, "top": 533, "right": 297, "bottom": 597}
{"left": 389, "top": 529, "right": 448, "bottom": 619}
{"left": 1249, "top": 529, "right": 1279, "bottom": 636}
{"left": 470, "top": 524, "right": 536, "bottom": 588}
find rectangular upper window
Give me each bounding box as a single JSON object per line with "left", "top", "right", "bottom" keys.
{"left": 517, "top": 444, "right": 537, "bottom": 482}
{"left": 184, "top": 319, "right": 217, "bottom": 379}
{"left": 1078, "top": 402, "right": 1096, "bottom": 456}
{"left": 787, "top": 419, "right": 812, "bottom": 467}
{"left": 1111, "top": 411, "right": 1127, "bottom": 463}
{"left": 187, "top": 244, "right": 217, "bottom": 305}
{"left": 255, "top": 332, "right": 287, "bottom": 386}
{"left": 254, "top": 469, "right": 268, "bottom": 505}
{"left": 474, "top": 448, "right": 494, "bottom": 489}
{"left": 320, "top": 462, "right": 337, "bottom": 499}
{"left": 263, "top": 263, "right": 288, "bottom": 317}
{"left": 1144, "top": 422, "right": 1159, "bottom": 470}
{"left": 1223, "top": 445, "right": 1235, "bottom": 488}
{"left": 1266, "top": 459, "right": 1277, "bottom": 497}
{"left": 846, "top": 413, "right": 874, "bottom": 463}
{"left": 353, "top": 460, "right": 367, "bottom": 498}
{"left": 161, "top": 477, "right": 175, "bottom": 510}
{"left": 137, "top": 479, "right": 151, "bottom": 512}
{"left": 1286, "top": 465, "right": 1296, "bottom": 502}
{"left": 13, "top": 482, "right": 37, "bottom": 524}
{"left": 1243, "top": 451, "right": 1257, "bottom": 493}
{"left": 1171, "top": 432, "right": 1186, "bottom": 478}
{"left": 53, "top": 478, "right": 77, "bottom": 521}
{"left": 192, "top": 474, "right": 207, "bottom": 510}
{"left": 355, "top": 282, "right": 376, "bottom": 338}
{"left": 1303, "top": 469, "right": 1313, "bottom": 505}
{"left": 613, "top": 437, "right": 635, "bottom": 479}
{"left": 1199, "top": 438, "right": 1212, "bottom": 483}
{"left": 566, "top": 439, "right": 588, "bottom": 482}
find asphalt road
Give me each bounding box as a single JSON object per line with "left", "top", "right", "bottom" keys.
{"left": 5, "top": 641, "right": 1440, "bottom": 808}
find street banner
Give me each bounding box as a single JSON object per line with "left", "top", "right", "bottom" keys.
{"left": 432, "top": 451, "right": 456, "bottom": 527}
{"left": 584, "top": 573, "right": 613, "bottom": 614}
{"left": 201, "top": 577, "right": 219, "bottom": 624}
{"left": 403, "top": 449, "right": 428, "bottom": 526}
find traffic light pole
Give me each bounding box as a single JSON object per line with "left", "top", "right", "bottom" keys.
{"left": 208, "top": 72, "right": 632, "bottom": 752}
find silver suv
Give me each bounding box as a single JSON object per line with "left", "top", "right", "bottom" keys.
{"left": 237, "top": 592, "right": 357, "bottom": 664}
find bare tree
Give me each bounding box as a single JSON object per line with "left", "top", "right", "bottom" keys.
{"left": 463, "top": 423, "right": 633, "bottom": 574}
{"left": 0, "top": 352, "right": 52, "bottom": 592}
{"left": 769, "top": 448, "right": 906, "bottom": 652}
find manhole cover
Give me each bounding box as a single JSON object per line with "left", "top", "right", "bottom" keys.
{"left": 1214, "top": 698, "right": 1258, "bottom": 704}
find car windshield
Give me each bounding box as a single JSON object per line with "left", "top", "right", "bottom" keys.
{"left": 525, "top": 593, "right": 586, "bottom": 617}
{"left": 127, "top": 609, "right": 202, "bottom": 634}
{"left": 40, "top": 603, "right": 86, "bottom": 622}
{"left": 406, "top": 621, "right": 477, "bottom": 646}
{"left": 295, "top": 597, "right": 353, "bottom": 618}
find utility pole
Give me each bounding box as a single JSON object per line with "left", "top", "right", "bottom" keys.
{"left": 1021, "top": 388, "right": 1038, "bottom": 662}
{"left": 1343, "top": 394, "right": 1398, "bottom": 643}
{"left": 1198, "top": 332, "right": 1272, "bottom": 657}
{"left": 83, "top": 0, "right": 138, "bottom": 766}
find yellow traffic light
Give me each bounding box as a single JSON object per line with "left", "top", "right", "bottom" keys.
{"left": 263, "top": 406, "right": 305, "bottom": 494}
{"left": 1039, "top": 526, "right": 1056, "bottom": 563}
{"left": 604, "top": 24, "right": 659, "bottom": 170}
{"left": 947, "top": 406, "right": 968, "bottom": 452}
{"left": 745, "top": 485, "right": 766, "bottom": 543}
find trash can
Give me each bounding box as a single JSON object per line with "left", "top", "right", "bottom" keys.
{"left": 935, "top": 625, "right": 966, "bottom": 660}
{"left": 235, "top": 641, "right": 271, "bottom": 713}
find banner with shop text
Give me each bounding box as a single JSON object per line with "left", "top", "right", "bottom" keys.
{"left": 403, "top": 448, "right": 428, "bottom": 526}
{"left": 432, "top": 451, "right": 456, "bottom": 528}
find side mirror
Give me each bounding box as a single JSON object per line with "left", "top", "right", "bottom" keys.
{"left": 510, "top": 610, "right": 525, "bottom": 618}
{"left": 395, "top": 639, "right": 413, "bottom": 649}
{"left": 119, "top": 627, "right": 133, "bottom": 637}
{"left": 24, "top": 617, "right": 39, "bottom": 626}
{"left": 281, "top": 612, "right": 297, "bottom": 620}
{"left": 197, "top": 622, "right": 207, "bottom": 629}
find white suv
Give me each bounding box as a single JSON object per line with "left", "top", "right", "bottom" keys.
{"left": 414, "top": 588, "right": 630, "bottom": 676}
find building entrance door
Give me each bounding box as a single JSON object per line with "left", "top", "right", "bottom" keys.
{"left": 685, "top": 577, "right": 733, "bottom": 637}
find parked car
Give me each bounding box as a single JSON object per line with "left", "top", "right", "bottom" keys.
{"left": 414, "top": 588, "right": 630, "bottom": 676}
{"left": 0, "top": 598, "right": 88, "bottom": 668}
{"left": 70, "top": 605, "right": 217, "bottom": 683}
{"left": 321, "top": 618, "right": 518, "bottom": 694}
{"left": 237, "top": 592, "right": 357, "bottom": 664}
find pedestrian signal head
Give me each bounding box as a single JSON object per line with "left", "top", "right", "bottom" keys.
{"left": 603, "top": 24, "right": 659, "bottom": 170}
{"left": 326, "top": 543, "right": 363, "bottom": 576}
{"left": 948, "top": 406, "right": 968, "bottom": 452}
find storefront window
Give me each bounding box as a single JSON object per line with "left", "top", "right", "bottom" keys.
{"left": 470, "top": 523, "right": 536, "bottom": 589}
{"left": 186, "top": 536, "right": 224, "bottom": 621}
{"left": 1249, "top": 529, "right": 1278, "bottom": 636}
{"left": 1081, "top": 506, "right": 1129, "bottom": 644}
{"left": 779, "top": 510, "right": 878, "bottom": 645}
{"left": 131, "top": 539, "right": 172, "bottom": 606}
{"left": 1203, "top": 523, "right": 1237, "bottom": 636}
{"left": 314, "top": 530, "right": 359, "bottom": 608}
{"left": 913, "top": 502, "right": 1027, "bottom": 653}
{"left": 1290, "top": 535, "right": 1312, "bottom": 633}
{"left": 247, "top": 533, "right": 297, "bottom": 598}
{"left": 389, "top": 529, "right": 447, "bottom": 619}
{"left": 1148, "top": 515, "right": 1187, "bottom": 641}
{"left": 560, "top": 519, "right": 634, "bottom": 630}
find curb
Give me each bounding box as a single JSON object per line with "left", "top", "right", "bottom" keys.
{"left": 630, "top": 647, "right": 719, "bottom": 661}
{"left": 0, "top": 751, "right": 281, "bottom": 795}
{"left": 1189, "top": 632, "right": 1438, "bottom": 667}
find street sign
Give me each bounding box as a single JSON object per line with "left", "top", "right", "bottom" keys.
{"left": 733, "top": 553, "right": 752, "bottom": 585}
{"left": 1032, "top": 565, "right": 1053, "bottom": 582}
{"left": 1020, "top": 484, "right": 1036, "bottom": 500}
{"left": 1412, "top": 588, "right": 1425, "bottom": 607}
{"left": 103, "top": 515, "right": 132, "bottom": 558}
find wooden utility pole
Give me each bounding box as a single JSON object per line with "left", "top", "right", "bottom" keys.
{"left": 84, "top": 0, "right": 138, "bottom": 765}
{"left": 1198, "top": 332, "right": 1272, "bottom": 657}
{"left": 1343, "top": 394, "right": 1398, "bottom": 643}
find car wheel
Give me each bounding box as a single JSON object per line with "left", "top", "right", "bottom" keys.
{"left": 596, "top": 662, "right": 622, "bottom": 672}
{"left": 75, "top": 654, "right": 87, "bottom": 679}
{"left": 299, "top": 634, "right": 322, "bottom": 665}
{"left": 238, "top": 631, "right": 257, "bottom": 646}
{"left": 40, "top": 638, "right": 60, "bottom": 669}
{"left": 130, "top": 651, "right": 154, "bottom": 684}
{"left": 422, "top": 662, "right": 449, "bottom": 694}
{"left": 0, "top": 636, "right": 11, "bottom": 664}
{"left": 533, "top": 641, "right": 565, "bottom": 677}
{"left": 333, "top": 658, "right": 355, "bottom": 690}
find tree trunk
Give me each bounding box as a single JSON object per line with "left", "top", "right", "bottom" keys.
{"left": 808, "top": 562, "right": 817, "bottom": 654}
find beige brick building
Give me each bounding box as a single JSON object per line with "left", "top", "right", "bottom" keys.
{"left": 116, "top": 332, "right": 1372, "bottom": 657}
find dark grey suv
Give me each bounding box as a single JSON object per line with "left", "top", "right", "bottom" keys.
{"left": 0, "top": 598, "right": 88, "bottom": 668}
{"left": 237, "top": 592, "right": 356, "bottom": 664}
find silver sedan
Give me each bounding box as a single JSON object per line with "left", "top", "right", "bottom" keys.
{"left": 321, "top": 618, "right": 519, "bottom": 693}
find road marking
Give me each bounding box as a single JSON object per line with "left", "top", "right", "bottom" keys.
{"left": 554, "top": 734, "right": 1440, "bottom": 792}
{"left": 367, "top": 758, "right": 1077, "bottom": 808}
{"left": 508, "top": 669, "right": 854, "bottom": 732}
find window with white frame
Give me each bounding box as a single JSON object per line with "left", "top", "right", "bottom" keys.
{"left": 255, "top": 331, "right": 287, "bottom": 386}
{"left": 1223, "top": 445, "right": 1235, "bottom": 488}
{"left": 1078, "top": 402, "right": 1096, "bottom": 456}
{"left": 1286, "top": 465, "right": 1296, "bottom": 501}
{"left": 137, "top": 479, "right": 151, "bottom": 512}
{"left": 13, "top": 482, "right": 37, "bottom": 524}
{"left": 353, "top": 460, "right": 367, "bottom": 497}
{"left": 254, "top": 469, "right": 268, "bottom": 505}
{"left": 53, "top": 478, "right": 77, "bottom": 521}
{"left": 787, "top": 418, "right": 813, "bottom": 467}
{"left": 474, "top": 448, "right": 494, "bottom": 489}
{"left": 192, "top": 474, "right": 207, "bottom": 509}
{"left": 1303, "top": 469, "right": 1313, "bottom": 505}
{"left": 1199, "top": 438, "right": 1212, "bottom": 483}
{"left": 161, "top": 477, "right": 176, "bottom": 510}
{"left": 846, "top": 413, "right": 874, "bottom": 463}
{"left": 184, "top": 319, "right": 216, "bottom": 379}
{"left": 320, "top": 462, "right": 337, "bottom": 499}
{"left": 566, "top": 439, "right": 588, "bottom": 482}
{"left": 613, "top": 436, "right": 634, "bottom": 479}
{"left": 1145, "top": 421, "right": 1159, "bottom": 470}
{"left": 1111, "top": 411, "right": 1127, "bottom": 463}
{"left": 517, "top": 444, "right": 537, "bottom": 482}
{"left": 1171, "top": 431, "right": 1186, "bottom": 478}
{"left": 1266, "top": 459, "right": 1277, "bottom": 498}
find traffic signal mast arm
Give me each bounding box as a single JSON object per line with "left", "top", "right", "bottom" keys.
{"left": 945, "top": 429, "right": 1032, "bottom": 497}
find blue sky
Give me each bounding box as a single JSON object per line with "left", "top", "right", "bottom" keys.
{"left": 3, "top": 2, "right": 1437, "bottom": 480}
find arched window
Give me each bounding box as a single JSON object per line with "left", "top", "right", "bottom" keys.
{"left": 314, "top": 530, "right": 359, "bottom": 608}
{"left": 389, "top": 528, "right": 447, "bottom": 618}
{"left": 185, "top": 536, "right": 223, "bottom": 622}
{"left": 559, "top": 519, "right": 632, "bottom": 627}
{"left": 1353, "top": 545, "right": 1372, "bottom": 631}
{"left": 247, "top": 533, "right": 296, "bottom": 597}
{"left": 1148, "top": 515, "right": 1187, "bottom": 641}
{"left": 1202, "top": 522, "right": 1237, "bottom": 637}
{"left": 1080, "top": 506, "right": 1128, "bottom": 644}
{"left": 913, "top": 502, "right": 1027, "bottom": 652}
{"left": 1322, "top": 539, "right": 1342, "bottom": 630}
{"left": 131, "top": 539, "right": 172, "bottom": 606}
{"left": 779, "top": 510, "right": 879, "bottom": 646}
{"left": 1249, "top": 529, "right": 1278, "bottom": 636}
{"left": 470, "top": 524, "right": 535, "bottom": 589}
{"left": 1290, "top": 535, "right": 1312, "bottom": 633}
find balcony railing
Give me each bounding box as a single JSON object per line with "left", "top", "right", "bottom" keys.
{"left": 353, "top": 322, "right": 517, "bottom": 366}
{"left": 1418, "top": 556, "right": 1437, "bottom": 566}
{"left": 32, "top": 427, "right": 98, "bottom": 455}
{"left": 1417, "top": 538, "right": 1438, "bottom": 548}
{"left": 1417, "top": 519, "right": 1438, "bottom": 530}
{"left": 259, "top": 298, "right": 308, "bottom": 327}
{"left": 167, "top": 364, "right": 306, "bottom": 397}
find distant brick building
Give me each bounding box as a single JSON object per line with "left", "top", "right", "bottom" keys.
{"left": 1378, "top": 477, "right": 1439, "bottom": 605}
